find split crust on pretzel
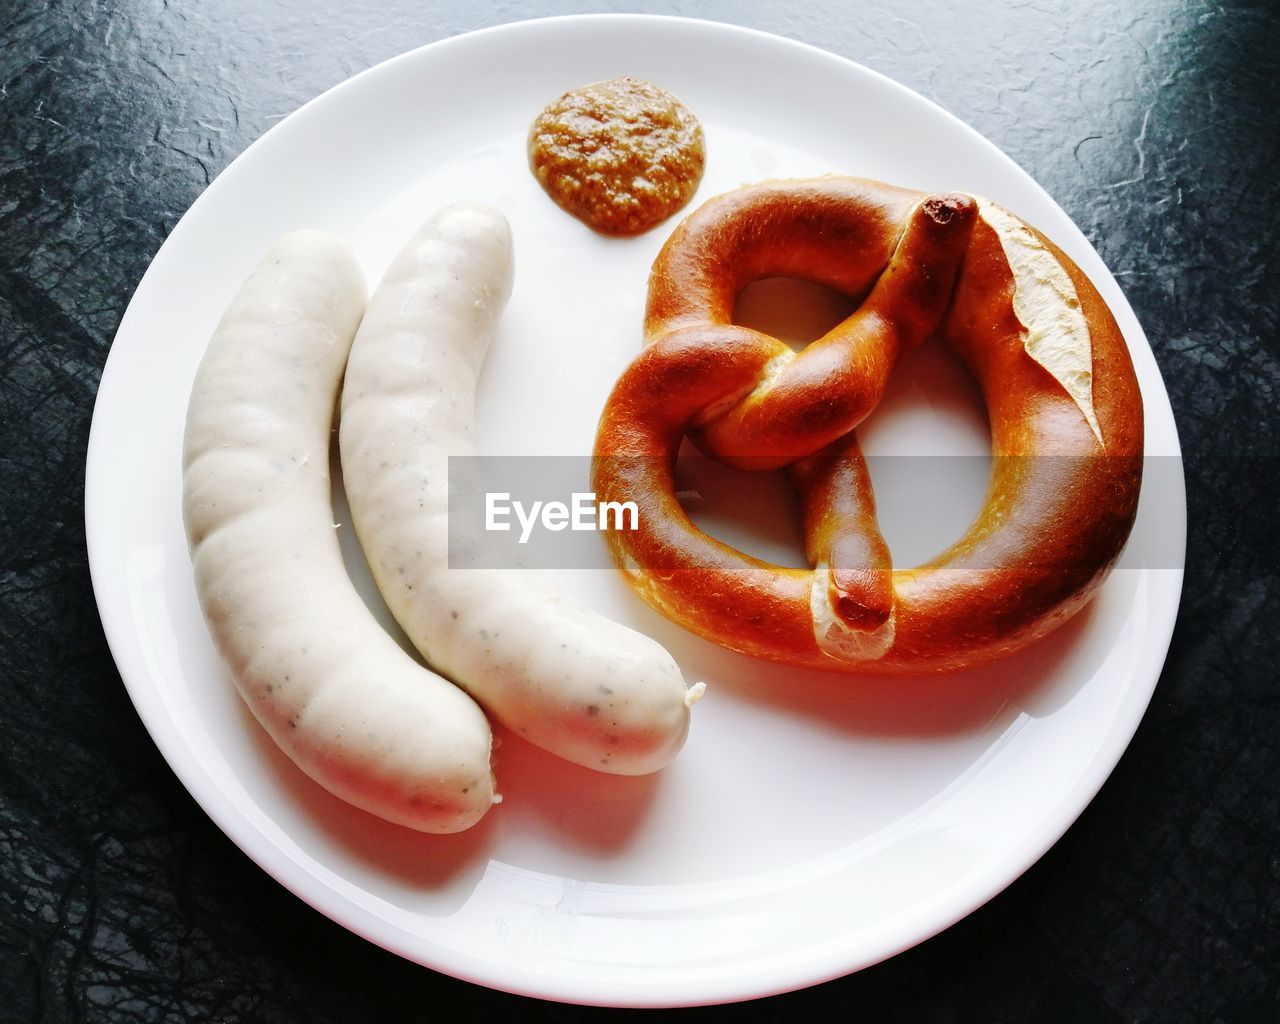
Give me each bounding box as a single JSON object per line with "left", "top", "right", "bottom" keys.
{"left": 592, "top": 176, "right": 1144, "bottom": 673}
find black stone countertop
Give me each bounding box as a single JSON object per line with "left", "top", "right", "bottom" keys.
{"left": 2, "top": 1, "right": 1277, "bottom": 1020}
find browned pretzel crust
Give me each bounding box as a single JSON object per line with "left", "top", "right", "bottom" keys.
{"left": 592, "top": 177, "right": 1143, "bottom": 673}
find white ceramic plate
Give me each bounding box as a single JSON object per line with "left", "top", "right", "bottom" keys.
{"left": 85, "top": 15, "right": 1185, "bottom": 1008}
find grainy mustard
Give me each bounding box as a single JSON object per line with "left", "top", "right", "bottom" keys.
{"left": 528, "top": 77, "right": 705, "bottom": 236}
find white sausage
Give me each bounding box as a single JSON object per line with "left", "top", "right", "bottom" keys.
{"left": 182, "top": 231, "right": 496, "bottom": 833}
{"left": 340, "top": 204, "right": 697, "bottom": 774}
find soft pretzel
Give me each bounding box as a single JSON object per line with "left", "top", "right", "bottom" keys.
{"left": 592, "top": 177, "right": 1144, "bottom": 673}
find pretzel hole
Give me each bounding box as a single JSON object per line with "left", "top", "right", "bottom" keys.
{"left": 858, "top": 338, "right": 992, "bottom": 568}
{"left": 674, "top": 441, "right": 809, "bottom": 569}
{"left": 733, "top": 276, "right": 857, "bottom": 351}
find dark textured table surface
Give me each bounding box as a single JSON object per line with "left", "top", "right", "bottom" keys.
{"left": 3, "top": 1, "right": 1278, "bottom": 1020}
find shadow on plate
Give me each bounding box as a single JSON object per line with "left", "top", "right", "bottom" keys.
{"left": 616, "top": 561, "right": 1135, "bottom": 741}
{"left": 486, "top": 723, "right": 664, "bottom": 856}
{"left": 245, "top": 711, "right": 497, "bottom": 901}
{"left": 242, "top": 692, "right": 669, "bottom": 884}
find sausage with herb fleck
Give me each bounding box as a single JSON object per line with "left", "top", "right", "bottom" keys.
{"left": 340, "top": 204, "right": 699, "bottom": 774}
{"left": 182, "top": 231, "right": 497, "bottom": 833}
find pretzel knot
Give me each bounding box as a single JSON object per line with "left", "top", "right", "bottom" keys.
{"left": 592, "top": 177, "right": 1144, "bottom": 673}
